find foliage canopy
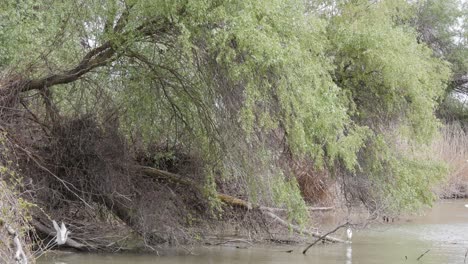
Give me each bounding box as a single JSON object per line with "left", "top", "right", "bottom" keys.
{"left": 0, "top": 0, "right": 462, "bottom": 218}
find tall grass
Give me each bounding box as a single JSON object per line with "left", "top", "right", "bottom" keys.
{"left": 431, "top": 122, "right": 468, "bottom": 198}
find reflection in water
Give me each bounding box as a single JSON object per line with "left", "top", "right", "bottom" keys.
{"left": 345, "top": 244, "right": 352, "bottom": 264}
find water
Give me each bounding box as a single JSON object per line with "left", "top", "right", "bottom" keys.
{"left": 38, "top": 200, "right": 468, "bottom": 264}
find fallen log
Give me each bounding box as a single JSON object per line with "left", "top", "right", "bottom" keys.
{"left": 139, "top": 166, "right": 345, "bottom": 244}
{"left": 217, "top": 193, "right": 253, "bottom": 210}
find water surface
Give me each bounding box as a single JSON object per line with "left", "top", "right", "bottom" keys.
{"left": 38, "top": 200, "right": 468, "bottom": 264}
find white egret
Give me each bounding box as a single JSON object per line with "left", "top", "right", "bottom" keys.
{"left": 33, "top": 220, "right": 70, "bottom": 259}
{"left": 52, "top": 220, "right": 69, "bottom": 245}
{"left": 346, "top": 227, "right": 353, "bottom": 242}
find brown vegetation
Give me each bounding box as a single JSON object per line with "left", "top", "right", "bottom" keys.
{"left": 292, "top": 158, "right": 335, "bottom": 205}
{"left": 432, "top": 122, "right": 468, "bottom": 198}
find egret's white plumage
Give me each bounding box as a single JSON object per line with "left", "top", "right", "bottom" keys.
{"left": 346, "top": 227, "right": 353, "bottom": 241}
{"left": 52, "top": 220, "right": 69, "bottom": 245}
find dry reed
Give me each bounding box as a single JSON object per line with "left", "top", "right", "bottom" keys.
{"left": 431, "top": 122, "right": 468, "bottom": 198}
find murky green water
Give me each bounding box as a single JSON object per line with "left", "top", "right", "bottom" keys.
{"left": 38, "top": 200, "right": 468, "bottom": 264}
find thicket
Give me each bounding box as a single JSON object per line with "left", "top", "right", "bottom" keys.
{"left": 0, "top": 0, "right": 466, "bottom": 255}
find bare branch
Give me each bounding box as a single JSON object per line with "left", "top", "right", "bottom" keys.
{"left": 302, "top": 222, "right": 349, "bottom": 254}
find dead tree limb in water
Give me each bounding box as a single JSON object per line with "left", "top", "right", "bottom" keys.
{"left": 416, "top": 249, "right": 430, "bottom": 261}
{"left": 263, "top": 211, "right": 345, "bottom": 244}
{"left": 302, "top": 222, "right": 349, "bottom": 254}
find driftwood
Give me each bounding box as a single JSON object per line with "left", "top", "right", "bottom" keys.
{"left": 139, "top": 166, "right": 345, "bottom": 244}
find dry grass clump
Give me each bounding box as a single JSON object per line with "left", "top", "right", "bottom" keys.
{"left": 431, "top": 122, "right": 468, "bottom": 198}
{"left": 292, "top": 158, "right": 335, "bottom": 205}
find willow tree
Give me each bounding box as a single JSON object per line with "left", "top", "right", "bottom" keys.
{"left": 322, "top": 0, "right": 451, "bottom": 211}
{"left": 0, "top": 0, "right": 452, "bottom": 228}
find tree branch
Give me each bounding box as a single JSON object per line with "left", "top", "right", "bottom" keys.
{"left": 302, "top": 222, "right": 349, "bottom": 254}
{"left": 7, "top": 15, "right": 172, "bottom": 94}
{"left": 22, "top": 42, "right": 115, "bottom": 92}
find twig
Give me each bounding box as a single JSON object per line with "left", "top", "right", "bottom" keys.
{"left": 416, "top": 249, "right": 430, "bottom": 261}
{"left": 302, "top": 222, "right": 349, "bottom": 255}
{"left": 464, "top": 248, "right": 468, "bottom": 264}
